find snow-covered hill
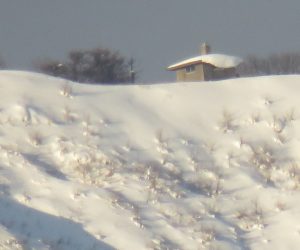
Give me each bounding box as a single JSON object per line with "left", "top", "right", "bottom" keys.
{"left": 1, "top": 70, "right": 300, "bottom": 250}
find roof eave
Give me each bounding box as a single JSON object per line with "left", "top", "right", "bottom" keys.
{"left": 167, "top": 60, "right": 204, "bottom": 71}
{"left": 167, "top": 61, "right": 220, "bottom": 71}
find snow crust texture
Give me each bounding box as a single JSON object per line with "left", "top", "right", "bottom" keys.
{"left": 0, "top": 71, "right": 300, "bottom": 250}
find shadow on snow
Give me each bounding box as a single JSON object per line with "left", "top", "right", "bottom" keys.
{"left": 0, "top": 195, "right": 115, "bottom": 250}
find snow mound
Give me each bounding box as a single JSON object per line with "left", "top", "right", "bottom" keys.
{"left": 0, "top": 70, "right": 300, "bottom": 250}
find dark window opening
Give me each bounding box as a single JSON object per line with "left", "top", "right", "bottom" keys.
{"left": 186, "top": 65, "right": 195, "bottom": 73}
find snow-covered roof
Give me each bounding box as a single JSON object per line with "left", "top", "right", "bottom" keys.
{"left": 167, "top": 53, "right": 243, "bottom": 71}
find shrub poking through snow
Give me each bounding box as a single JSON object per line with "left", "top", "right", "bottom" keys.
{"left": 28, "top": 131, "right": 43, "bottom": 146}
{"left": 60, "top": 82, "right": 73, "bottom": 97}
{"left": 236, "top": 199, "right": 265, "bottom": 231}
{"left": 218, "top": 110, "right": 237, "bottom": 133}
{"left": 1, "top": 72, "right": 300, "bottom": 249}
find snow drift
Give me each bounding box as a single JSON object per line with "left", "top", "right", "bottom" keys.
{"left": 0, "top": 70, "right": 300, "bottom": 250}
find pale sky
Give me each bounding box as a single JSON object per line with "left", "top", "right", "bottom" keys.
{"left": 0, "top": 0, "right": 299, "bottom": 82}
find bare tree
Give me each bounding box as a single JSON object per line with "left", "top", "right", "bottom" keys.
{"left": 35, "top": 59, "right": 68, "bottom": 78}
{"left": 237, "top": 52, "right": 300, "bottom": 76}
{"left": 35, "top": 47, "right": 134, "bottom": 84}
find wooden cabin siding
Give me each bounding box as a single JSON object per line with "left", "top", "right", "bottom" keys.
{"left": 167, "top": 43, "right": 242, "bottom": 82}
{"left": 203, "top": 64, "right": 215, "bottom": 81}
{"left": 176, "top": 64, "right": 205, "bottom": 81}
{"left": 168, "top": 44, "right": 242, "bottom": 82}
{"left": 175, "top": 63, "right": 237, "bottom": 82}
{"left": 212, "top": 67, "right": 236, "bottom": 80}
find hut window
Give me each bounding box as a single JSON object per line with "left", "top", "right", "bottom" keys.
{"left": 186, "top": 65, "right": 195, "bottom": 73}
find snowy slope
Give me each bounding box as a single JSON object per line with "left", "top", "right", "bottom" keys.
{"left": 0, "top": 71, "right": 300, "bottom": 250}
